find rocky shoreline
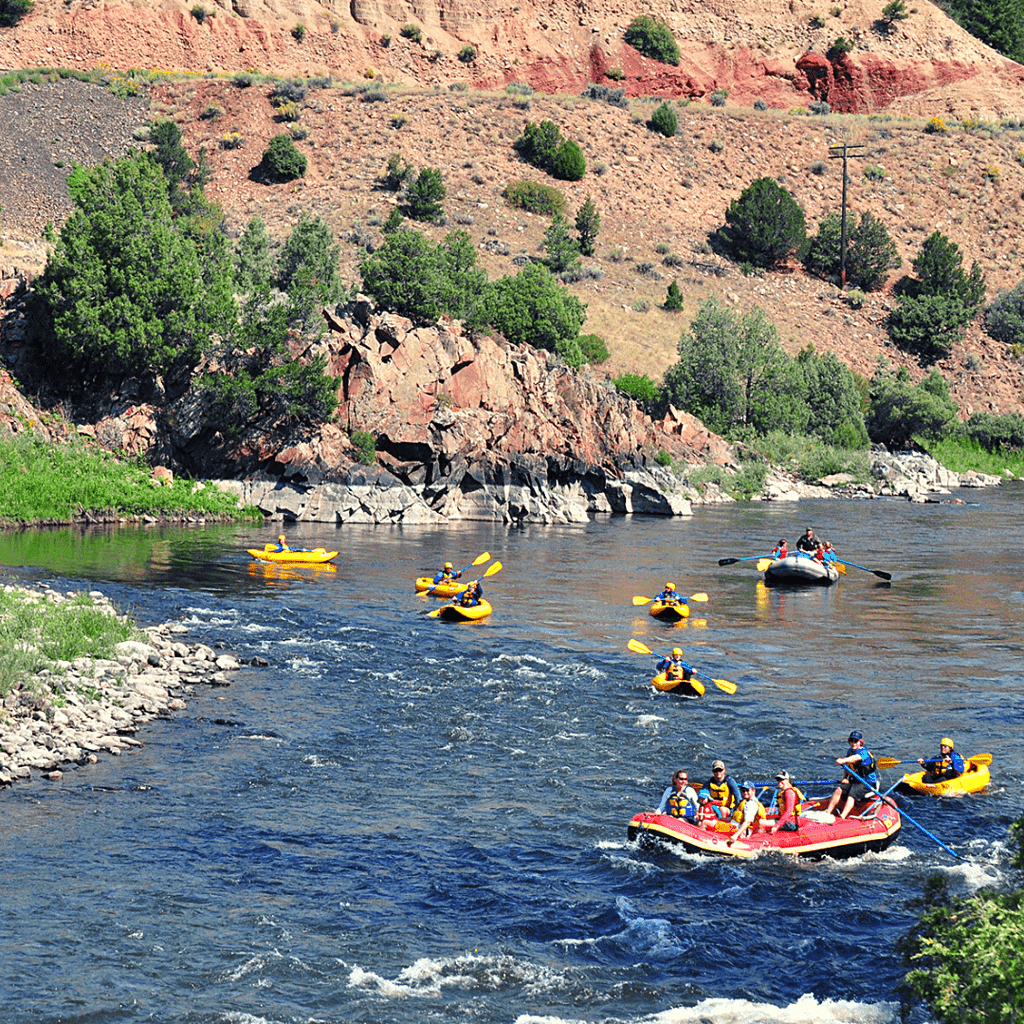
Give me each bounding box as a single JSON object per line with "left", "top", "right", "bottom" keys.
{"left": 0, "top": 582, "right": 256, "bottom": 789}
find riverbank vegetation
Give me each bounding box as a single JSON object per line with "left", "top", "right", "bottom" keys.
{"left": 0, "top": 431, "right": 258, "bottom": 523}
{"left": 0, "top": 585, "right": 138, "bottom": 699}
{"left": 900, "top": 813, "right": 1024, "bottom": 1023}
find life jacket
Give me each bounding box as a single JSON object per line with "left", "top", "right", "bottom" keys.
{"left": 664, "top": 660, "right": 690, "bottom": 681}
{"left": 775, "top": 785, "right": 804, "bottom": 824}
{"left": 708, "top": 778, "right": 736, "bottom": 809}
{"left": 667, "top": 790, "right": 695, "bottom": 818}
{"left": 697, "top": 802, "right": 719, "bottom": 827}
{"left": 732, "top": 798, "right": 767, "bottom": 826}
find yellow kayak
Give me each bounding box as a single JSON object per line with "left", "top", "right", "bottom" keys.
{"left": 649, "top": 600, "right": 689, "bottom": 621}
{"left": 900, "top": 758, "right": 991, "bottom": 796}
{"left": 651, "top": 672, "right": 703, "bottom": 697}
{"left": 433, "top": 599, "right": 493, "bottom": 622}
{"left": 248, "top": 544, "right": 338, "bottom": 564}
{"left": 414, "top": 576, "right": 467, "bottom": 597}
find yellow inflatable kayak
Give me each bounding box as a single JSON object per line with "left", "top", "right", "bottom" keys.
{"left": 432, "top": 599, "right": 493, "bottom": 622}
{"left": 900, "top": 758, "right": 991, "bottom": 796}
{"left": 248, "top": 544, "right": 338, "bottom": 564}
{"left": 649, "top": 600, "right": 689, "bottom": 621}
{"left": 414, "top": 576, "right": 467, "bottom": 597}
{"left": 651, "top": 672, "right": 703, "bottom": 697}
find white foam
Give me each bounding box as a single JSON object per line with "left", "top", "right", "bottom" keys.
{"left": 640, "top": 993, "right": 899, "bottom": 1024}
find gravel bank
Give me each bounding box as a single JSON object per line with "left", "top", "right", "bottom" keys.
{"left": 0, "top": 582, "right": 256, "bottom": 788}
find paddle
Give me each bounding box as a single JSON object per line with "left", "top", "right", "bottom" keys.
{"left": 632, "top": 592, "right": 709, "bottom": 606}
{"left": 876, "top": 753, "right": 991, "bottom": 771}
{"left": 756, "top": 558, "right": 773, "bottom": 572}
{"left": 423, "top": 551, "right": 491, "bottom": 594}
{"left": 718, "top": 555, "right": 771, "bottom": 566}
{"left": 846, "top": 770, "right": 960, "bottom": 860}
{"left": 626, "top": 638, "right": 736, "bottom": 695}
{"left": 428, "top": 560, "right": 503, "bottom": 617}
{"left": 836, "top": 558, "right": 892, "bottom": 581}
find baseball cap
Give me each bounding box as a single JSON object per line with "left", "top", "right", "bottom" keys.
{"left": 698, "top": 789, "right": 711, "bottom": 800}
{"left": 848, "top": 730, "right": 863, "bottom": 742}
{"left": 712, "top": 759, "right": 725, "bottom": 770}
{"left": 774, "top": 769, "right": 790, "bottom": 780}
{"left": 742, "top": 780, "right": 756, "bottom": 791}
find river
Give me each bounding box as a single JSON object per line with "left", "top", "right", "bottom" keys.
{"left": 3, "top": 486, "right": 1023, "bottom": 1024}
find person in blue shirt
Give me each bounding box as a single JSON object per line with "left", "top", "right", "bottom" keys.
{"left": 273, "top": 534, "right": 289, "bottom": 552}
{"left": 656, "top": 647, "right": 692, "bottom": 681}
{"left": 655, "top": 581, "right": 680, "bottom": 604}
{"left": 433, "top": 561, "right": 461, "bottom": 584}
{"left": 825, "top": 730, "right": 879, "bottom": 820}
{"left": 457, "top": 580, "right": 483, "bottom": 607}
{"left": 821, "top": 541, "right": 838, "bottom": 564}
{"left": 657, "top": 769, "right": 698, "bottom": 819}
{"left": 918, "top": 737, "right": 965, "bottom": 783}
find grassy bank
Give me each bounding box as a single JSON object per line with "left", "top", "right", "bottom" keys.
{"left": 919, "top": 436, "right": 1024, "bottom": 478}
{"left": 0, "top": 585, "right": 139, "bottom": 699}
{"left": 0, "top": 431, "right": 260, "bottom": 524}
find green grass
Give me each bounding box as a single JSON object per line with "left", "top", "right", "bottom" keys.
{"left": 0, "top": 430, "right": 260, "bottom": 523}
{"left": 688, "top": 460, "right": 768, "bottom": 500}
{"left": 0, "top": 588, "right": 138, "bottom": 698}
{"left": 919, "top": 436, "right": 1024, "bottom": 478}
{"left": 744, "top": 430, "right": 870, "bottom": 484}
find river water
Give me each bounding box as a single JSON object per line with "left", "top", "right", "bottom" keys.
{"left": 3, "top": 486, "right": 1023, "bottom": 1024}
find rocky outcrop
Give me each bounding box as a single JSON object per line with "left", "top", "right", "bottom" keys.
{"left": 193, "top": 301, "right": 731, "bottom": 524}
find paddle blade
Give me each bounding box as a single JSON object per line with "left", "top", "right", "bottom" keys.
{"left": 712, "top": 678, "right": 737, "bottom": 695}
{"left": 756, "top": 558, "right": 772, "bottom": 572}
{"left": 835, "top": 563, "right": 848, "bottom": 574}
{"left": 483, "top": 560, "right": 503, "bottom": 578}
{"left": 691, "top": 678, "right": 706, "bottom": 696}
{"left": 877, "top": 757, "right": 909, "bottom": 770}
{"left": 472, "top": 552, "right": 491, "bottom": 566}
{"left": 627, "top": 638, "right": 654, "bottom": 656}
{"left": 718, "top": 558, "right": 739, "bottom": 566}
{"left": 874, "top": 569, "right": 893, "bottom": 581}
{"left": 688, "top": 593, "right": 709, "bottom": 603}
{"left": 632, "top": 596, "right": 652, "bottom": 606}
{"left": 967, "top": 753, "right": 993, "bottom": 766}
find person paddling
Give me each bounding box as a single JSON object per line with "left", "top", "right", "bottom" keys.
{"left": 274, "top": 534, "right": 290, "bottom": 552}
{"left": 457, "top": 580, "right": 483, "bottom": 607}
{"left": 657, "top": 647, "right": 692, "bottom": 682}
{"left": 655, "top": 582, "right": 680, "bottom": 605}
{"left": 434, "top": 561, "right": 462, "bottom": 585}
{"left": 918, "top": 737, "right": 965, "bottom": 784}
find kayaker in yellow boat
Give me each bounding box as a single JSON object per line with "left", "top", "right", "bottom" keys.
{"left": 657, "top": 647, "right": 693, "bottom": 682}
{"left": 433, "top": 561, "right": 462, "bottom": 585}
{"left": 456, "top": 580, "right": 483, "bottom": 607}
{"left": 655, "top": 582, "right": 680, "bottom": 605}
{"left": 918, "top": 737, "right": 965, "bottom": 784}
{"left": 274, "top": 534, "right": 290, "bottom": 552}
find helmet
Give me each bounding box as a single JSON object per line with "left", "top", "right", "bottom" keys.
{"left": 278, "top": 534, "right": 285, "bottom": 541}
{"left": 941, "top": 737, "right": 954, "bottom": 749}
{"left": 672, "top": 647, "right": 683, "bottom": 657}
{"left": 469, "top": 580, "right": 479, "bottom": 587}
{"left": 665, "top": 582, "right": 676, "bottom": 591}
{"left": 444, "top": 562, "right": 453, "bottom": 569}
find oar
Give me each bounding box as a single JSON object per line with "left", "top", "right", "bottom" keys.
{"left": 632, "top": 592, "right": 709, "bottom": 606}
{"left": 428, "top": 561, "right": 502, "bottom": 617}
{"left": 626, "top": 639, "right": 736, "bottom": 695}
{"left": 718, "top": 555, "right": 771, "bottom": 566}
{"left": 836, "top": 559, "right": 892, "bottom": 581}
{"left": 847, "top": 771, "right": 960, "bottom": 859}
{"left": 877, "top": 753, "right": 992, "bottom": 771}
{"left": 756, "top": 558, "right": 773, "bottom": 572}
{"left": 423, "top": 551, "right": 491, "bottom": 594}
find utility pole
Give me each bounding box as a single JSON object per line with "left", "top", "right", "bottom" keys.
{"left": 828, "top": 142, "right": 866, "bottom": 287}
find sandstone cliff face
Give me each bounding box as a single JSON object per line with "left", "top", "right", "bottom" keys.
{"left": 173, "top": 301, "right": 733, "bottom": 523}
{"left": 3, "top": 0, "right": 1024, "bottom": 119}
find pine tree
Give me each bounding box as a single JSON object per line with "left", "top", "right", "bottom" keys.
{"left": 575, "top": 197, "right": 600, "bottom": 256}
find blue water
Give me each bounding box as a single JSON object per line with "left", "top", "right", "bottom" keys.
{"left": 3, "top": 487, "right": 1023, "bottom": 1024}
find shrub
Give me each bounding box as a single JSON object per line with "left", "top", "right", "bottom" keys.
{"left": 0, "top": 0, "right": 33, "bottom": 26}
{"left": 864, "top": 164, "right": 886, "bottom": 181}
{"left": 986, "top": 280, "right": 1024, "bottom": 346}
{"left": 404, "top": 167, "right": 446, "bottom": 222}
{"left": 811, "top": 159, "right": 828, "bottom": 174}
{"left": 827, "top": 36, "right": 853, "bottom": 58}
{"left": 582, "top": 83, "right": 629, "bottom": 108}
{"left": 805, "top": 210, "right": 901, "bottom": 291}
{"left": 458, "top": 44, "right": 477, "bottom": 63}
{"left": 606, "top": 67, "right": 625, "bottom": 81}
{"left": 809, "top": 99, "right": 831, "bottom": 115}
{"left": 380, "top": 151, "right": 413, "bottom": 191}
{"left": 716, "top": 176, "right": 808, "bottom": 268}
{"left": 709, "top": 138, "right": 724, "bottom": 153}
{"left": 274, "top": 101, "right": 300, "bottom": 122}
{"left": 503, "top": 179, "right": 566, "bottom": 216}
{"left": 191, "top": 4, "right": 209, "bottom": 22}
{"left": 291, "top": 23, "right": 305, "bottom": 41}
{"left": 270, "top": 78, "right": 306, "bottom": 105}
{"left": 867, "top": 365, "right": 959, "bottom": 445}
{"left": 655, "top": 450, "right": 672, "bottom": 466}
{"left": 613, "top": 372, "right": 662, "bottom": 409}
{"left": 577, "top": 333, "right": 610, "bottom": 364}
{"left": 925, "top": 116, "right": 947, "bottom": 133}
{"left": 881, "top": 0, "right": 910, "bottom": 24}
{"left": 710, "top": 88, "right": 728, "bottom": 107}
{"left": 232, "top": 71, "right": 255, "bottom": 88}
{"left": 350, "top": 430, "right": 377, "bottom": 464}
{"left": 754, "top": 98, "right": 768, "bottom": 111}
{"left": 960, "top": 411, "right": 1024, "bottom": 452}
{"left": 810, "top": 13, "right": 826, "bottom": 27}
{"left": 400, "top": 23, "right": 422, "bottom": 42}
{"left": 623, "top": 15, "right": 680, "bottom": 65}
{"left": 380, "top": 33, "right": 391, "bottom": 46}
{"left": 257, "top": 134, "right": 307, "bottom": 182}
{"left": 649, "top": 101, "right": 678, "bottom": 137}
{"left": 664, "top": 279, "right": 684, "bottom": 311}
{"left": 551, "top": 138, "right": 586, "bottom": 181}
{"left": 542, "top": 214, "right": 581, "bottom": 273}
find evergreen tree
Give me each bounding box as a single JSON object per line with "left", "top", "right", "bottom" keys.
{"left": 806, "top": 211, "right": 901, "bottom": 291}
{"left": 649, "top": 102, "right": 678, "bottom": 137}
{"left": 798, "top": 347, "right": 869, "bottom": 447}
{"left": 405, "top": 167, "right": 446, "bottom": 223}
{"left": 276, "top": 214, "right": 342, "bottom": 331}
{"left": 986, "top": 279, "right": 1024, "bottom": 346}
{"left": 35, "top": 152, "right": 230, "bottom": 386}
{"left": 234, "top": 216, "right": 275, "bottom": 295}
{"left": 866, "top": 365, "right": 959, "bottom": 445}
{"left": 716, "top": 177, "right": 808, "bottom": 268}
{"left": 663, "top": 280, "right": 684, "bottom": 311}
{"left": 543, "top": 214, "right": 581, "bottom": 273}
{"left": 575, "top": 196, "right": 600, "bottom": 257}
{"left": 940, "top": 0, "right": 1024, "bottom": 63}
